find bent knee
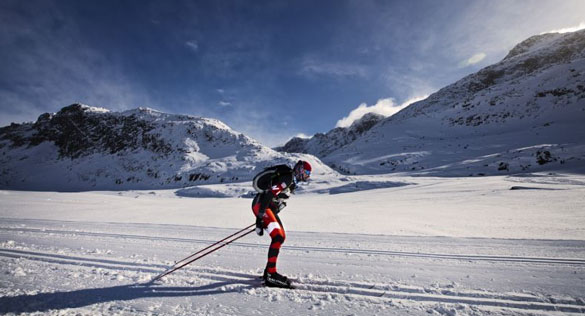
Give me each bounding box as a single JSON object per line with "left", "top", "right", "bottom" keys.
{"left": 272, "top": 232, "right": 285, "bottom": 244}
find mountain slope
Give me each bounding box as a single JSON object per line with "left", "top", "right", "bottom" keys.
{"left": 323, "top": 30, "right": 585, "bottom": 175}
{"left": 277, "top": 112, "right": 384, "bottom": 157}
{"left": 0, "top": 104, "right": 336, "bottom": 191}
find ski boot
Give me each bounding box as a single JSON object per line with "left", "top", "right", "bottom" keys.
{"left": 263, "top": 271, "right": 293, "bottom": 288}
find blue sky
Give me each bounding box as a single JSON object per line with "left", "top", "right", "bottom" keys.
{"left": 1, "top": 0, "right": 584, "bottom": 146}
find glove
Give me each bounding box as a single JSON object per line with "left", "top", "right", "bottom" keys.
{"left": 255, "top": 216, "right": 264, "bottom": 236}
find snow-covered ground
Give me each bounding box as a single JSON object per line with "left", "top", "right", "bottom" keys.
{"left": 1, "top": 174, "right": 585, "bottom": 315}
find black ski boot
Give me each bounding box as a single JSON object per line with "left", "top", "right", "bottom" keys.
{"left": 264, "top": 271, "right": 292, "bottom": 288}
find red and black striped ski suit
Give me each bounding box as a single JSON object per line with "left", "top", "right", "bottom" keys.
{"left": 251, "top": 164, "right": 296, "bottom": 274}
{"left": 252, "top": 199, "right": 286, "bottom": 274}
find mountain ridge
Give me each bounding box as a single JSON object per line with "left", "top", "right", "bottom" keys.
{"left": 0, "top": 104, "right": 335, "bottom": 191}
{"left": 276, "top": 112, "right": 385, "bottom": 157}
{"left": 2, "top": 30, "right": 584, "bottom": 190}
{"left": 280, "top": 30, "right": 585, "bottom": 176}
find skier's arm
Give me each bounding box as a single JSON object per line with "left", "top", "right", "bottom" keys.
{"left": 257, "top": 181, "right": 288, "bottom": 217}
{"left": 257, "top": 192, "right": 272, "bottom": 218}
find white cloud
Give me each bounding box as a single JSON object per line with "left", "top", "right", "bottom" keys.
{"left": 218, "top": 101, "right": 231, "bottom": 106}
{"left": 335, "top": 95, "right": 428, "bottom": 128}
{"left": 186, "top": 40, "right": 199, "bottom": 52}
{"left": 459, "top": 52, "right": 486, "bottom": 67}
{"left": 545, "top": 22, "right": 585, "bottom": 34}
{"left": 294, "top": 133, "right": 311, "bottom": 139}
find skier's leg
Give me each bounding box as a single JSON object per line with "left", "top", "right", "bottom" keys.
{"left": 266, "top": 211, "right": 286, "bottom": 274}
{"left": 251, "top": 199, "right": 287, "bottom": 276}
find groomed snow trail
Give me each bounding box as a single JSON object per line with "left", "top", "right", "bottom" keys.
{"left": 1, "top": 218, "right": 584, "bottom": 315}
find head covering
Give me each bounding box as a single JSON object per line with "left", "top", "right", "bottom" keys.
{"left": 294, "top": 160, "right": 312, "bottom": 182}
{"left": 302, "top": 161, "right": 312, "bottom": 172}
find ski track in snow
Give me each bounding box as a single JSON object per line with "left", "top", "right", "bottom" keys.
{"left": 2, "top": 225, "right": 585, "bottom": 266}
{"left": 1, "top": 218, "right": 585, "bottom": 315}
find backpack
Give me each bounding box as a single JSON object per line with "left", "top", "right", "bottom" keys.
{"left": 252, "top": 164, "right": 292, "bottom": 193}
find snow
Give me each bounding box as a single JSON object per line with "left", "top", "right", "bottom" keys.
{"left": 1, "top": 30, "right": 584, "bottom": 315}
{"left": 284, "top": 30, "right": 585, "bottom": 177}
{"left": 1, "top": 173, "right": 585, "bottom": 315}
{"left": 0, "top": 104, "right": 339, "bottom": 191}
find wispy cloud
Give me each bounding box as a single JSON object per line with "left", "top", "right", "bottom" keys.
{"left": 300, "top": 58, "right": 368, "bottom": 79}
{"left": 544, "top": 21, "right": 585, "bottom": 34}
{"left": 294, "top": 133, "right": 311, "bottom": 139}
{"left": 335, "top": 95, "right": 428, "bottom": 128}
{"left": 185, "top": 40, "right": 199, "bottom": 52}
{"left": 459, "top": 52, "right": 487, "bottom": 68}
{"left": 381, "top": 67, "right": 438, "bottom": 102}
{"left": 0, "top": 2, "right": 153, "bottom": 126}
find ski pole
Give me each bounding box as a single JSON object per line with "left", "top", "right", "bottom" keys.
{"left": 152, "top": 227, "right": 254, "bottom": 282}
{"left": 151, "top": 224, "right": 255, "bottom": 282}
{"left": 173, "top": 223, "right": 255, "bottom": 267}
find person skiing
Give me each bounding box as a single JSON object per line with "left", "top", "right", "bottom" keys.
{"left": 251, "top": 160, "right": 312, "bottom": 288}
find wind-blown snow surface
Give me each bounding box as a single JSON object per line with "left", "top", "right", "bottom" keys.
{"left": 1, "top": 174, "right": 585, "bottom": 315}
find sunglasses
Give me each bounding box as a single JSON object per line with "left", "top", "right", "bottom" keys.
{"left": 304, "top": 170, "right": 311, "bottom": 176}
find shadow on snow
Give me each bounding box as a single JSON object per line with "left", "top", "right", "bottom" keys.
{"left": 0, "top": 281, "right": 256, "bottom": 314}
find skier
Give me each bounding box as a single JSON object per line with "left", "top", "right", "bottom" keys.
{"left": 251, "top": 160, "right": 312, "bottom": 288}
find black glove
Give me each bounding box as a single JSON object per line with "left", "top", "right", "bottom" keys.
{"left": 255, "top": 215, "right": 264, "bottom": 236}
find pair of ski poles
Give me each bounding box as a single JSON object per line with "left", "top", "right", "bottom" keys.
{"left": 150, "top": 223, "right": 255, "bottom": 282}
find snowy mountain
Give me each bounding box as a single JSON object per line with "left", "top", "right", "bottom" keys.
{"left": 276, "top": 112, "right": 385, "bottom": 157}
{"left": 2, "top": 31, "right": 584, "bottom": 191}
{"left": 321, "top": 30, "right": 585, "bottom": 175}
{"left": 0, "top": 104, "right": 335, "bottom": 191}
